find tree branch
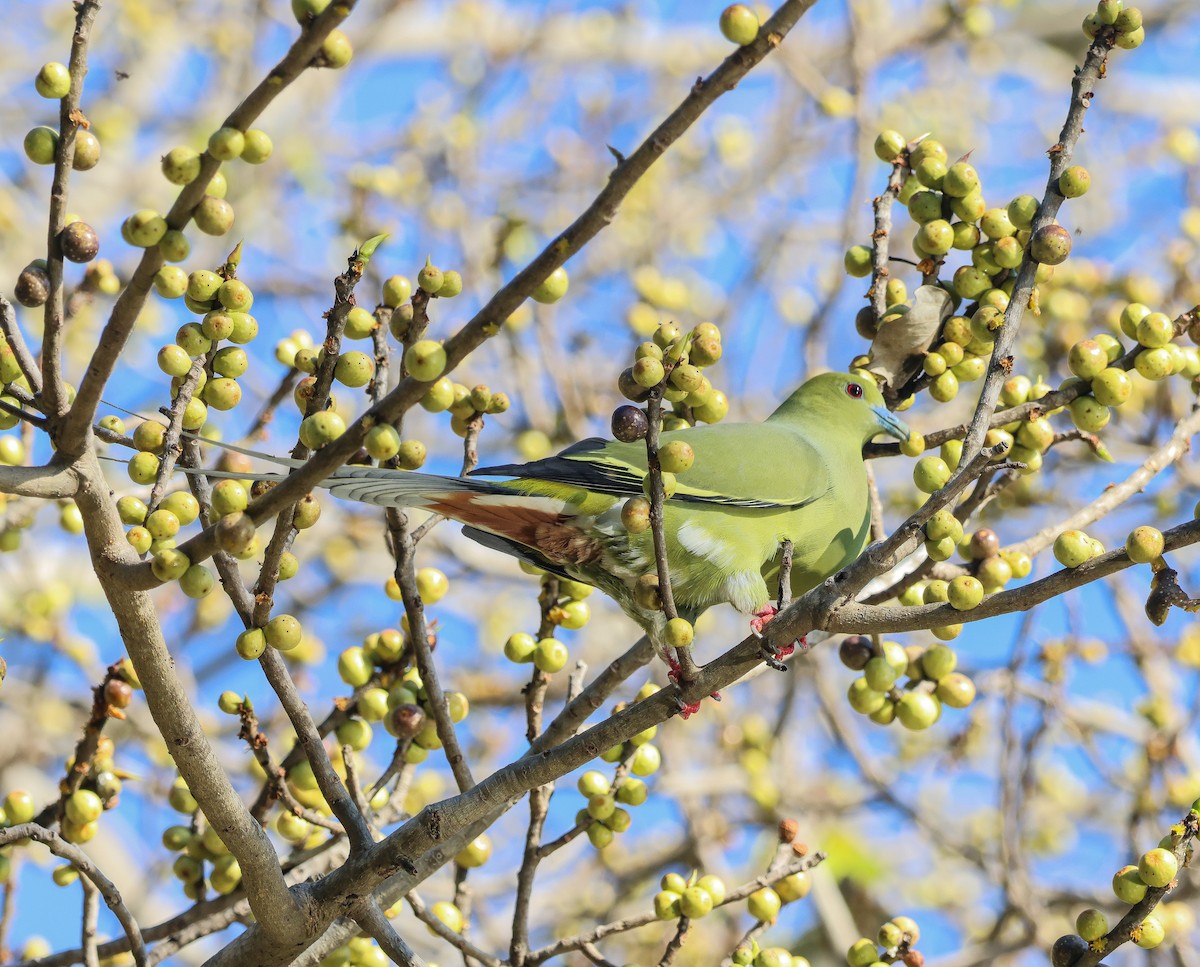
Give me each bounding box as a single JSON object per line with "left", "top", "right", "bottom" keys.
{"left": 102, "top": 0, "right": 820, "bottom": 592}
{"left": 0, "top": 823, "right": 146, "bottom": 967}
{"left": 61, "top": 0, "right": 359, "bottom": 453}
{"left": 41, "top": 0, "right": 101, "bottom": 424}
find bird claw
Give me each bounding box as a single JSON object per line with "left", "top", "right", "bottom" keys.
{"left": 751, "top": 607, "right": 804, "bottom": 669}
{"left": 749, "top": 604, "right": 779, "bottom": 637}
{"left": 667, "top": 661, "right": 720, "bottom": 719}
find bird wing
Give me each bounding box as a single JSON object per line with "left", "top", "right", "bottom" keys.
{"left": 473, "top": 423, "right": 833, "bottom": 510}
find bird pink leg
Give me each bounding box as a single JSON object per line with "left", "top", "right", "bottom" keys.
{"left": 667, "top": 656, "right": 720, "bottom": 720}
{"left": 749, "top": 605, "right": 805, "bottom": 664}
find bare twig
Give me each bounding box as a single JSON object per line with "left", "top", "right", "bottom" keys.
{"left": 387, "top": 508, "right": 476, "bottom": 793}
{"left": 81, "top": 877, "right": 100, "bottom": 967}
{"left": 353, "top": 899, "right": 426, "bottom": 967}
{"left": 0, "top": 296, "right": 43, "bottom": 396}
{"left": 41, "top": 0, "right": 102, "bottom": 424}
{"left": 406, "top": 893, "right": 502, "bottom": 967}
{"left": 0, "top": 823, "right": 146, "bottom": 967}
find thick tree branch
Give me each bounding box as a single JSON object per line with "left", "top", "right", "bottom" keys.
{"left": 71, "top": 449, "right": 307, "bottom": 942}
{"left": 0, "top": 458, "right": 78, "bottom": 499}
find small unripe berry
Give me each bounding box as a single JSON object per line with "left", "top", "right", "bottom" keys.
{"left": 534, "top": 637, "right": 568, "bottom": 673}
{"left": 719, "top": 4, "right": 759, "bottom": 45}
{"left": 240, "top": 129, "right": 273, "bottom": 164}
{"left": 1053, "top": 530, "right": 1093, "bottom": 568}
{"left": 532, "top": 266, "right": 569, "bottom": 304}
{"left": 943, "top": 162, "right": 979, "bottom": 198}
{"left": 747, "top": 887, "right": 781, "bottom": 922}
{"left": 936, "top": 672, "right": 976, "bottom": 708}
{"left": 125, "top": 209, "right": 168, "bottom": 247}
{"left": 320, "top": 29, "right": 354, "bottom": 67}
{"left": 1126, "top": 525, "right": 1164, "bottom": 564}
{"left": 417, "top": 257, "right": 444, "bottom": 294}
{"left": 913, "top": 456, "right": 951, "bottom": 493}
{"left": 896, "top": 690, "right": 940, "bottom": 730}
{"left": 873, "top": 129, "right": 906, "bottom": 162}
{"left": 24, "top": 126, "right": 59, "bottom": 165}
{"left": 194, "top": 196, "right": 235, "bottom": 235}
{"left": 1137, "top": 847, "right": 1179, "bottom": 888}
{"left": 334, "top": 351, "right": 375, "bottom": 387}
{"left": 265, "top": 614, "right": 302, "bottom": 651}
{"left": 948, "top": 575, "right": 984, "bottom": 610}
{"left": 382, "top": 275, "right": 412, "bottom": 307}
{"left": 208, "top": 127, "right": 245, "bottom": 161}
{"left": 162, "top": 147, "right": 201, "bottom": 185}
{"left": 844, "top": 244, "right": 874, "bottom": 277}
{"left": 403, "top": 340, "right": 446, "bottom": 381}
{"left": 658, "top": 440, "right": 694, "bottom": 474}
{"left": 664, "top": 617, "right": 693, "bottom": 648}
{"left": 35, "top": 61, "right": 72, "bottom": 98}
{"left": 1114, "top": 24, "right": 1144, "bottom": 49}
{"left": 1075, "top": 908, "right": 1108, "bottom": 942}
{"left": 1058, "top": 165, "right": 1091, "bottom": 198}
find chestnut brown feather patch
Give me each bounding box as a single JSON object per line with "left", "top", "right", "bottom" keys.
{"left": 424, "top": 492, "right": 603, "bottom": 566}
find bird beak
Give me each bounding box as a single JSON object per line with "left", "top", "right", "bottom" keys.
{"left": 872, "top": 405, "right": 911, "bottom": 442}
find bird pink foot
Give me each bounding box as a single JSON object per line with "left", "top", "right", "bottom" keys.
{"left": 667, "top": 656, "right": 720, "bottom": 720}
{"left": 750, "top": 605, "right": 805, "bottom": 668}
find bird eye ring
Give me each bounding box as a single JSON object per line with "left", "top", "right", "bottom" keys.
{"left": 846, "top": 383, "right": 863, "bottom": 398}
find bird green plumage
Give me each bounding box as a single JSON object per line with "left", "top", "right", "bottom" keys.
{"left": 192, "top": 372, "right": 908, "bottom": 653}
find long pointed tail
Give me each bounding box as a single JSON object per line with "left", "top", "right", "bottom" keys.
{"left": 150, "top": 424, "right": 589, "bottom": 559}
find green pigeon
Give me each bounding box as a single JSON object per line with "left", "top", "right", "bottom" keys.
{"left": 209, "top": 371, "right": 908, "bottom": 668}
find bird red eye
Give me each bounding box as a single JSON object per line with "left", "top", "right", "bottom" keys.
{"left": 846, "top": 383, "right": 863, "bottom": 398}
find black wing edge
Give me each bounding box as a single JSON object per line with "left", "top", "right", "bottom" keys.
{"left": 471, "top": 437, "right": 816, "bottom": 509}
{"left": 470, "top": 437, "right": 609, "bottom": 479}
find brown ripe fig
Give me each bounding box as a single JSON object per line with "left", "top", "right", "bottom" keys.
{"left": 1029, "top": 224, "right": 1072, "bottom": 265}
{"left": 60, "top": 221, "right": 100, "bottom": 263}
{"left": 969, "top": 528, "right": 1000, "bottom": 559}
{"left": 15, "top": 264, "right": 51, "bottom": 307}
{"left": 105, "top": 678, "right": 133, "bottom": 709}
{"left": 611, "top": 405, "right": 649, "bottom": 442}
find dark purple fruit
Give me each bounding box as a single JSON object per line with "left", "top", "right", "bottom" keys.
{"left": 618, "top": 367, "right": 652, "bottom": 403}
{"left": 60, "top": 221, "right": 100, "bottom": 263}
{"left": 839, "top": 635, "right": 873, "bottom": 671}
{"left": 1051, "top": 935, "right": 1088, "bottom": 967}
{"left": 612, "top": 405, "right": 649, "bottom": 442}
{"left": 15, "top": 264, "right": 51, "bottom": 307}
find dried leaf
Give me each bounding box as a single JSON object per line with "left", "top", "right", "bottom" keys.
{"left": 866, "top": 284, "right": 953, "bottom": 390}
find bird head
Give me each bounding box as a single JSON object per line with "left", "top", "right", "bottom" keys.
{"left": 768, "top": 371, "right": 911, "bottom": 444}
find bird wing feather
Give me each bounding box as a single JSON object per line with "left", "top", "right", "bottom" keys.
{"left": 473, "top": 423, "right": 833, "bottom": 510}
